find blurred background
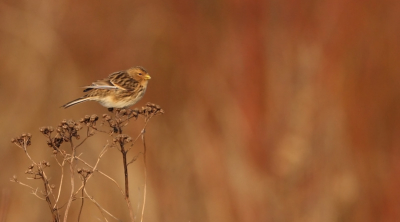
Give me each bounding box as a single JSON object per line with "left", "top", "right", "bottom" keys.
{"left": 0, "top": 0, "right": 400, "bottom": 221}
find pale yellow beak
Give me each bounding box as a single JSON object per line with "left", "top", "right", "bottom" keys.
{"left": 144, "top": 74, "right": 151, "bottom": 80}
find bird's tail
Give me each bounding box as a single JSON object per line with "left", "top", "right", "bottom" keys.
{"left": 61, "top": 97, "right": 91, "bottom": 108}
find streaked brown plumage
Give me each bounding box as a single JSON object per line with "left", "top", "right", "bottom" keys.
{"left": 62, "top": 66, "right": 151, "bottom": 108}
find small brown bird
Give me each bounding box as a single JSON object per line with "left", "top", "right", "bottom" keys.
{"left": 62, "top": 66, "right": 151, "bottom": 108}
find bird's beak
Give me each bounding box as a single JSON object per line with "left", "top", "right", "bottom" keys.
{"left": 144, "top": 74, "right": 151, "bottom": 80}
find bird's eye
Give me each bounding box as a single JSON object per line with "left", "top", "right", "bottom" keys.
{"left": 138, "top": 73, "right": 142, "bottom": 76}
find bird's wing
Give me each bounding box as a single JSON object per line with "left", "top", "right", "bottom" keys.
{"left": 108, "top": 71, "right": 139, "bottom": 91}
{"left": 82, "top": 71, "right": 137, "bottom": 92}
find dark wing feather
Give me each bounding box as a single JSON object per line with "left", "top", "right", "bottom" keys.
{"left": 82, "top": 71, "right": 137, "bottom": 92}
{"left": 109, "top": 71, "right": 139, "bottom": 91}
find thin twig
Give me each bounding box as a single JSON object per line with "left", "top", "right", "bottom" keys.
{"left": 22, "top": 140, "right": 36, "bottom": 165}
{"left": 41, "top": 169, "right": 60, "bottom": 221}
{"left": 84, "top": 189, "right": 122, "bottom": 222}
{"left": 140, "top": 128, "right": 147, "bottom": 222}
{"left": 127, "top": 152, "right": 143, "bottom": 166}
{"left": 77, "top": 180, "right": 86, "bottom": 222}
{"left": 121, "top": 144, "right": 135, "bottom": 222}
{"left": 31, "top": 188, "right": 46, "bottom": 200}
{"left": 54, "top": 159, "right": 65, "bottom": 208}
{"left": 75, "top": 156, "right": 125, "bottom": 196}
{"left": 63, "top": 137, "right": 75, "bottom": 222}
{"left": 74, "top": 143, "right": 124, "bottom": 196}
{"left": 11, "top": 179, "right": 35, "bottom": 191}
{"left": 12, "top": 180, "right": 46, "bottom": 200}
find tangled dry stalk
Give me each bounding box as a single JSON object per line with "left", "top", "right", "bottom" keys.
{"left": 11, "top": 103, "right": 164, "bottom": 222}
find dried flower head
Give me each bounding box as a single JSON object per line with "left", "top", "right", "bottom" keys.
{"left": 11, "top": 133, "right": 32, "bottom": 149}
{"left": 138, "top": 103, "right": 164, "bottom": 120}
{"left": 113, "top": 134, "right": 133, "bottom": 145}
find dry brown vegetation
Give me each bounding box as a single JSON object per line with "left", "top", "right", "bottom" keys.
{"left": 11, "top": 104, "right": 163, "bottom": 222}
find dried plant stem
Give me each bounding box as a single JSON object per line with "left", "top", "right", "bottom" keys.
{"left": 75, "top": 156, "right": 125, "bottom": 196}
{"left": 77, "top": 181, "right": 85, "bottom": 222}
{"left": 122, "top": 150, "right": 129, "bottom": 198}
{"left": 11, "top": 103, "right": 163, "bottom": 222}
{"left": 63, "top": 139, "right": 75, "bottom": 222}
{"left": 18, "top": 138, "right": 37, "bottom": 165}
{"left": 140, "top": 131, "right": 147, "bottom": 222}
{"left": 12, "top": 180, "right": 36, "bottom": 192}
{"left": 54, "top": 160, "right": 65, "bottom": 208}
{"left": 41, "top": 171, "right": 60, "bottom": 222}
{"left": 84, "top": 189, "right": 121, "bottom": 222}
{"left": 121, "top": 143, "right": 135, "bottom": 222}
{"left": 75, "top": 143, "right": 124, "bottom": 196}
{"left": 18, "top": 141, "right": 60, "bottom": 221}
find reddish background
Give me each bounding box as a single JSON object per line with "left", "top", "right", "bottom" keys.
{"left": 0, "top": 0, "right": 399, "bottom": 221}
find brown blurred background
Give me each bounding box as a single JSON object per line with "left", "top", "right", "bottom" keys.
{"left": 0, "top": 0, "right": 400, "bottom": 221}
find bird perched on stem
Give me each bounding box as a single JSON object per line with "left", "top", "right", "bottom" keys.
{"left": 62, "top": 66, "right": 151, "bottom": 109}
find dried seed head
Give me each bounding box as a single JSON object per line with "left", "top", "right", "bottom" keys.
{"left": 67, "top": 120, "right": 75, "bottom": 128}
{"left": 90, "top": 114, "right": 98, "bottom": 122}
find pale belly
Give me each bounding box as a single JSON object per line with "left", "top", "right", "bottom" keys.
{"left": 98, "top": 89, "right": 146, "bottom": 108}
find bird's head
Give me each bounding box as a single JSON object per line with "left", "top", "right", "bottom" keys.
{"left": 128, "top": 66, "right": 151, "bottom": 82}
